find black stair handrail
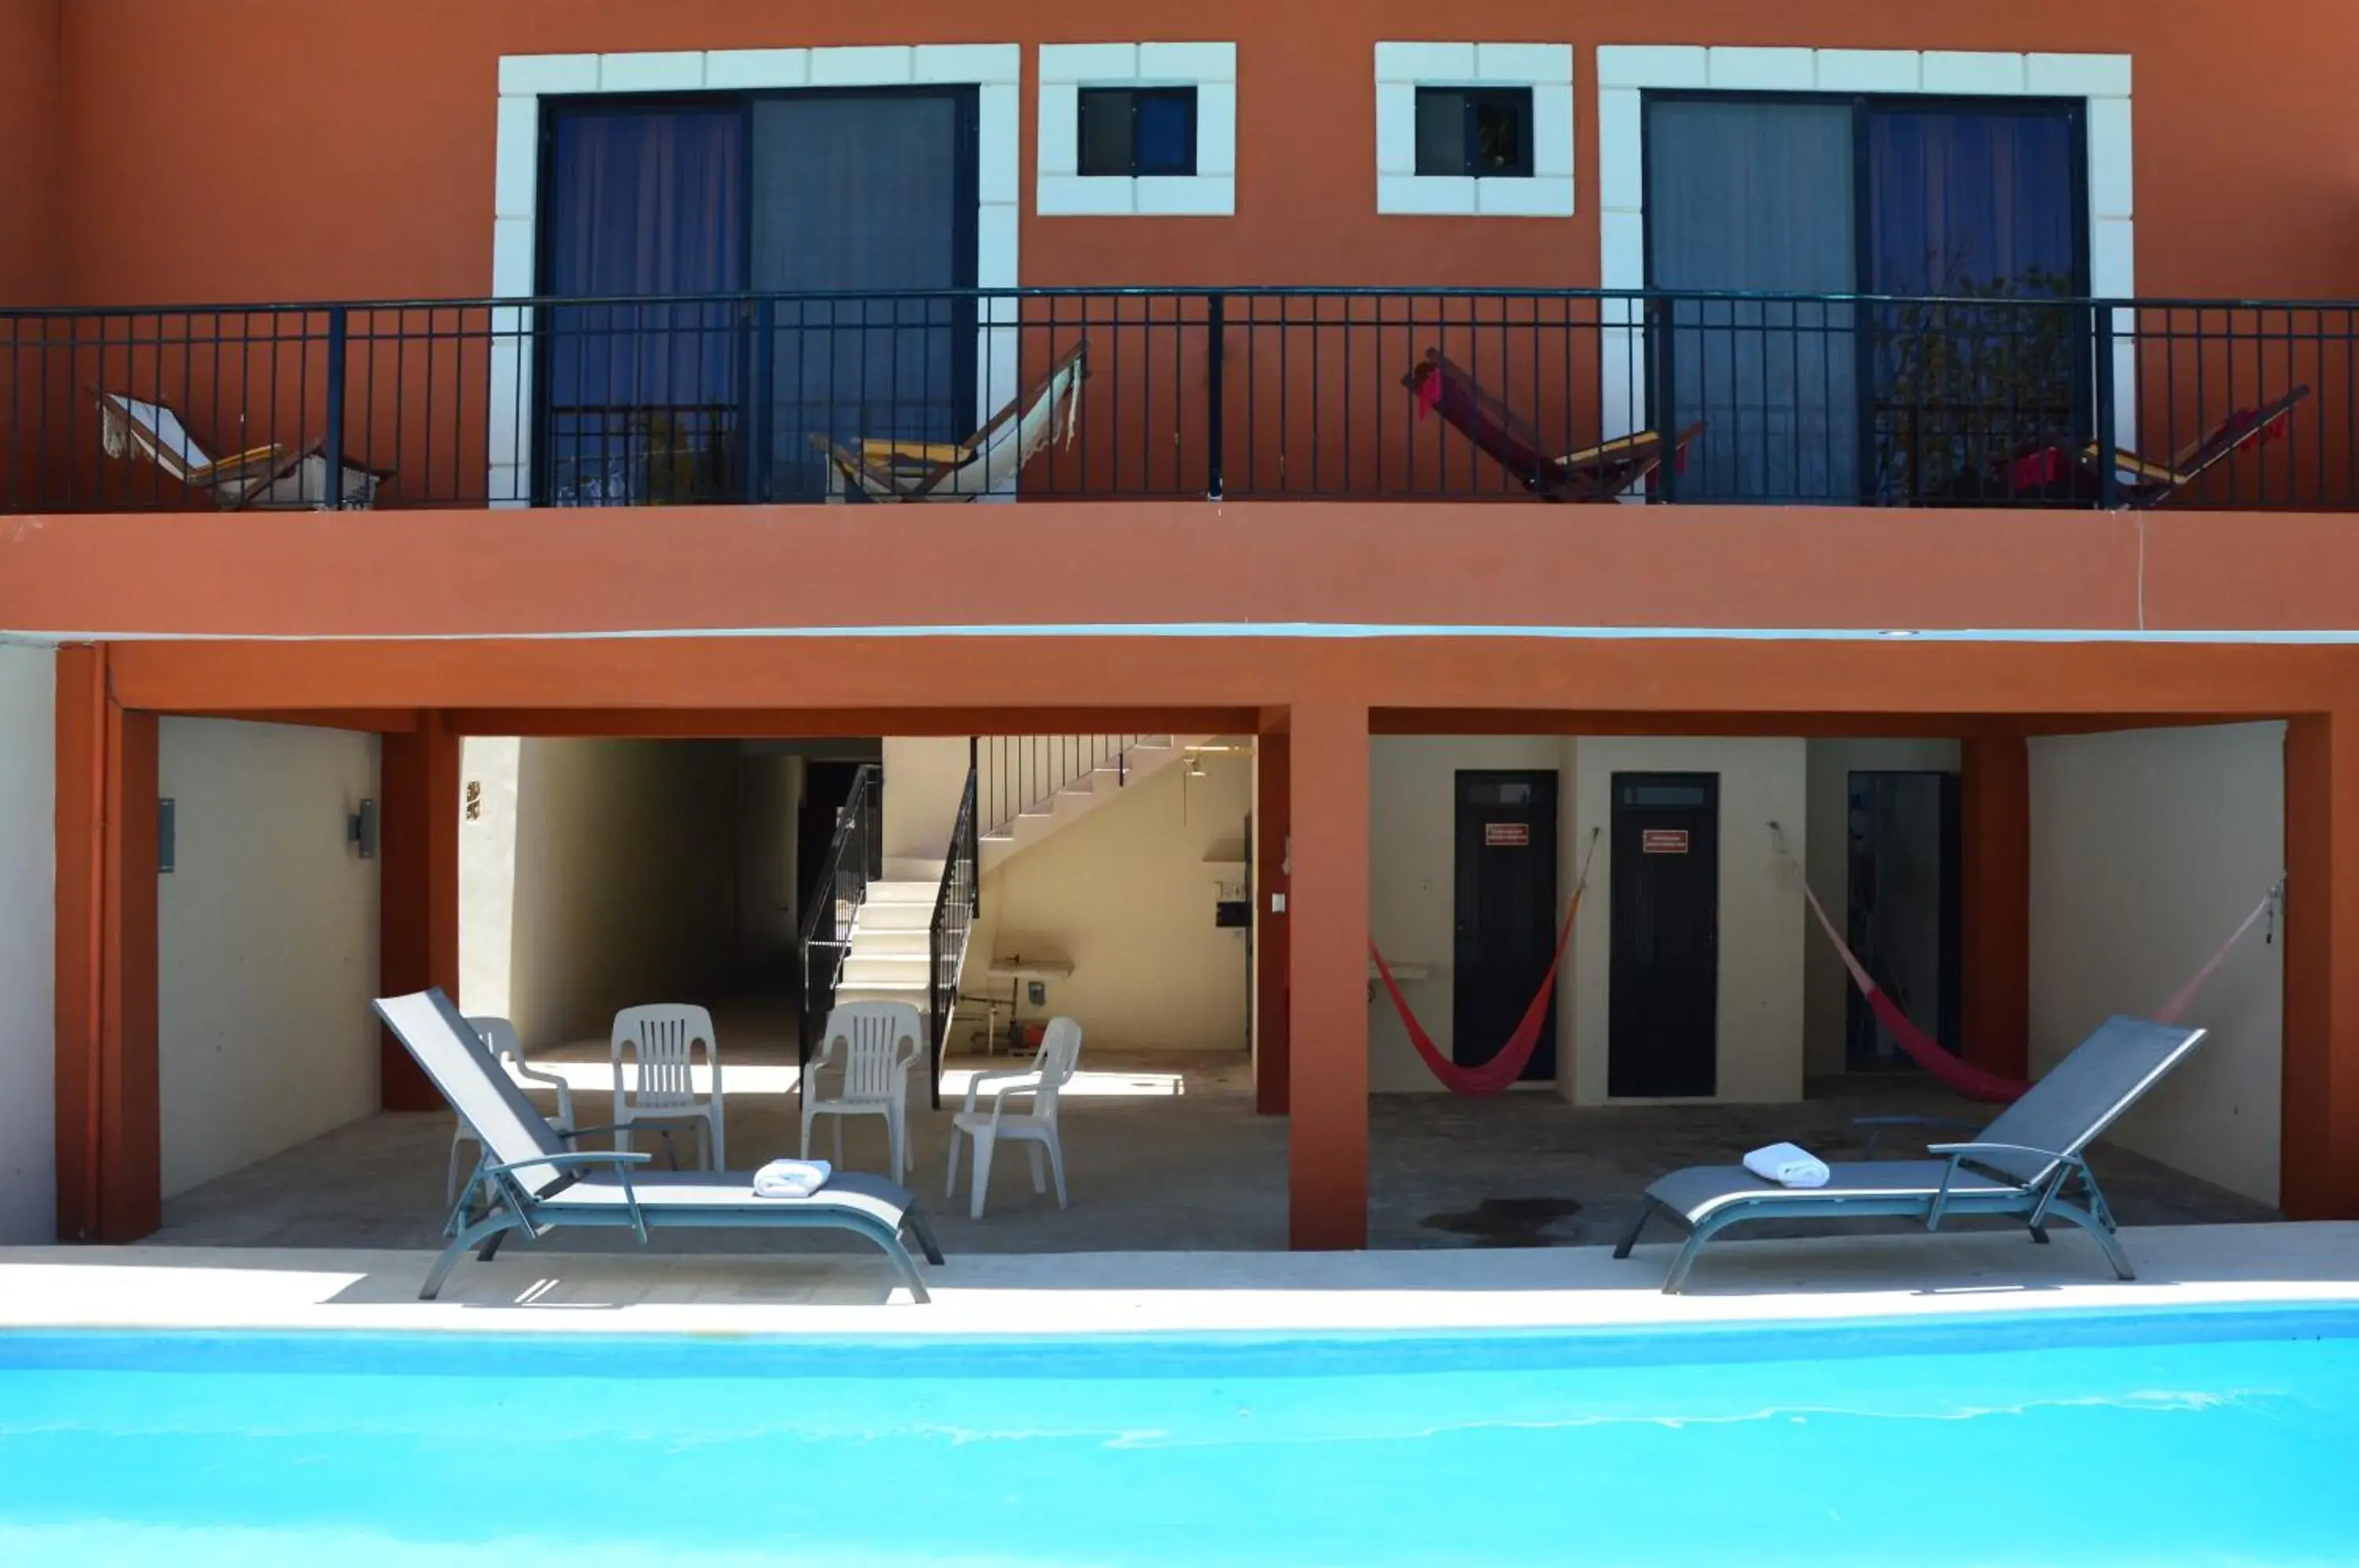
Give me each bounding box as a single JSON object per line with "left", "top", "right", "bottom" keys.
{"left": 926, "top": 743, "right": 981, "bottom": 1110}
{"left": 797, "top": 762, "right": 881, "bottom": 1077}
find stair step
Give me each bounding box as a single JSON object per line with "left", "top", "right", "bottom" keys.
{"left": 833, "top": 981, "right": 933, "bottom": 1005}
{"left": 853, "top": 902, "right": 935, "bottom": 931}
{"left": 850, "top": 929, "right": 933, "bottom": 955}
{"left": 862, "top": 880, "right": 942, "bottom": 904}
{"left": 841, "top": 954, "right": 933, "bottom": 983}
{"left": 881, "top": 856, "right": 947, "bottom": 882}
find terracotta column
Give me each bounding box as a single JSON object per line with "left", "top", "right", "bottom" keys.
{"left": 1959, "top": 734, "right": 2031, "bottom": 1081}
{"left": 377, "top": 709, "right": 459, "bottom": 1110}
{"left": 1286, "top": 701, "right": 1368, "bottom": 1250}
{"left": 53, "top": 645, "right": 161, "bottom": 1242}
{"left": 1254, "top": 728, "right": 1291, "bottom": 1115}
{"left": 2282, "top": 712, "right": 2359, "bottom": 1218}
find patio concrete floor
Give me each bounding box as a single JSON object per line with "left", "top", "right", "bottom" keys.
{"left": 149, "top": 1040, "right": 2278, "bottom": 1261}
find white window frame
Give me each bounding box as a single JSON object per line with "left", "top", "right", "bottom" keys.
{"left": 1037, "top": 42, "right": 1237, "bottom": 216}
{"left": 490, "top": 46, "right": 1022, "bottom": 506}
{"left": 1593, "top": 46, "right": 2135, "bottom": 454}
{"left": 1375, "top": 42, "right": 1574, "bottom": 217}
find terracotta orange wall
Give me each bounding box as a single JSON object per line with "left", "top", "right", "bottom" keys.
{"left": 0, "top": 0, "right": 58, "bottom": 306}
{"left": 46, "top": 0, "right": 2359, "bottom": 306}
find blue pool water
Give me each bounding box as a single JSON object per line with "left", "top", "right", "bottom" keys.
{"left": 2, "top": 1309, "right": 2356, "bottom": 1566}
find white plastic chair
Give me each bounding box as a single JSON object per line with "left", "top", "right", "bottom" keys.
{"left": 801, "top": 1002, "right": 926, "bottom": 1178}
{"left": 447, "top": 1015, "right": 575, "bottom": 1205}
{"left": 610, "top": 1004, "right": 725, "bottom": 1171}
{"left": 946, "top": 1017, "right": 1082, "bottom": 1220}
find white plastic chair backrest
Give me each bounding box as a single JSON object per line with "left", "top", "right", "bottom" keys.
{"left": 374, "top": 990, "right": 568, "bottom": 1193}
{"left": 819, "top": 1002, "right": 924, "bottom": 1102}
{"left": 99, "top": 392, "right": 209, "bottom": 477}
{"left": 469, "top": 1014, "right": 525, "bottom": 1071}
{"left": 611, "top": 1003, "right": 719, "bottom": 1113}
{"left": 937, "top": 350, "right": 1085, "bottom": 498}
{"left": 1030, "top": 1017, "right": 1084, "bottom": 1124}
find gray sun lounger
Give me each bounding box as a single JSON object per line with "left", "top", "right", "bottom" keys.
{"left": 374, "top": 988, "right": 944, "bottom": 1302}
{"left": 1615, "top": 1015, "right": 2207, "bottom": 1294}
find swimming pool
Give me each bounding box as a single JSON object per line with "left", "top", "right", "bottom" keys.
{"left": 2, "top": 1308, "right": 2353, "bottom": 1566}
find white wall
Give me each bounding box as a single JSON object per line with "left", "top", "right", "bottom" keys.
{"left": 881, "top": 737, "right": 972, "bottom": 865}
{"left": 157, "top": 718, "right": 381, "bottom": 1199}
{"left": 0, "top": 644, "right": 55, "bottom": 1241}
{"left": 457, "top": 735, "right": 521, "bottom": 1021}
{"left": 1802, "top": 739, "right": 1961, "bottom": 1077}
{"left": 970, "top": 753, "right": 1250, "bottom": 1050}
{"left": 504, "top": 740, "right": 740, "bottom": 1048}
{"left": 2030, "top": 723, "right": 2284, "bottom": 1206}
{"left": 1366, "top": 735, "right": 1565, "bottom": 1093}
{"left": 1571, "top": 737, "right": 1808, "bottom": 1106}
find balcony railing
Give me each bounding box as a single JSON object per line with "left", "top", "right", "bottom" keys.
{"left": 5, "top": 288, "right": 2353, "bottom": 512}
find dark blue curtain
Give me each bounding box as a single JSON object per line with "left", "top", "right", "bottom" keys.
{"left": 542, "top": 109, "right": 745, "bottom": 504}
{"left": 1865, "top": 109, "right": 2081, "bottom": 501}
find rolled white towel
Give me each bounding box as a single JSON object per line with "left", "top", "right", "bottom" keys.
{"left": 752, "top": 1158, "right": 833, "bottom": 1200}
{"left": 1743, "top": 1142, "right": 1831, "bottom": 1189}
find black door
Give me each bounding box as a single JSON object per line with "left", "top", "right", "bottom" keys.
{"left": 1452, "top": 771, "right": 1559, "bottom": 1082}
{"left": 1608, "top": 773, "right": 1718, "bottom": 1097}
{"left": 1846, "top": 770, "right": 1963, "bottom": 1071}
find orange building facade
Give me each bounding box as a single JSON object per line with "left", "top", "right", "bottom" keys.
{"left": 3, "top": 0, "right": 2358, "bottom": 1251}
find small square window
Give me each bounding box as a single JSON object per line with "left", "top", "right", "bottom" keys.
{"left": 1076, "top": 86, "right": 1198, "bottom": 178}
{"left": 1415, "top": 86, "right": 1533, "bottom": 178}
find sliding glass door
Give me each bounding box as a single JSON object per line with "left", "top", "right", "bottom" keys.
{"left": 537, "top": 89, "right": 977, "bottom": 506}
{"left": 1646, "top": 94, "right": 2085, "bottom": 505}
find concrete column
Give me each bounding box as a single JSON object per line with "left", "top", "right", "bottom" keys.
{"left": 53, "top": 646, "right": 160, "bottom": 1242}
{"left": 1253, "top": 729, "right": 1290, "bottom": 1115}
{"left": 1286, "top": 702, "right": 1367, "bottom": 1250}
{"left": 2283, "top": 713, "right": 2359, "bottom": 1217}
{"left": 1960, "top": 734, "right": 2030, "bottom": 1081}
{"left": 379, "top": 711, "right": 459, "bottom": 1111}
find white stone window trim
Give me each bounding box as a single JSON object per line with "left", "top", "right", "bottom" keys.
{"left": 1375, "top": 42, "right": 1575, "bottom": 218}
{"left": 1037, "top": 42, "right": 1237, "bottom": 217}
{"left": 1593, "top": 46, "right": 2135, "bottom": 456}
{"left": 489, "top": 45, "right": 1023, "bottom": 507}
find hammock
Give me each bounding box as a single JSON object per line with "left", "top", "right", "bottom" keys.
{"left": 1370, "top": 831, "right": 1598, "bottom": 1097}
{"left": 1782, "top": 829, "right": 2279, "bottom": 1104}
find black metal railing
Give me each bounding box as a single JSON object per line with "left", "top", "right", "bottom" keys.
{"left": 977, "top": 734, "right": 1143, "bottom": 839}
{"left": 925, "top": 745, "right": 981, "bottom": 1110}
{"left": 8, "top": 288, "right": 2356, "bottom": 511}
{"left": 795, "top": 762, "right": 880, "bottom": 1075}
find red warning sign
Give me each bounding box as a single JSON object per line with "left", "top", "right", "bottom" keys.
{"left": 1641, "top": 829, "right": 1690, "bottom": 854}
{"left": 1485, "top": 823, "right": 1531, "bottom": 847}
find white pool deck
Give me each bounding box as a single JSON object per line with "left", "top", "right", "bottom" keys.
{"left": 4, "top": 1223, "right": 2357, "bottom": 1339}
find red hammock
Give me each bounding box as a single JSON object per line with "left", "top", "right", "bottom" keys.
{"left": 1794, "top": 859, "right": 2280, "bottom": 1104}
{"left": 1371, "top": 832, "right": 1599, "bottom": 1097}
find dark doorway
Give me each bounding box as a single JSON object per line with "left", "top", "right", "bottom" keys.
{"left": 1608, "top": 773, "right": 1719, "bottom": 1098}
{"left": 1846, "top": 770, "right": 1963, "bottom": 1070}
{"left": 1452, "top": 771, "right": 1559, "bottom": 1083}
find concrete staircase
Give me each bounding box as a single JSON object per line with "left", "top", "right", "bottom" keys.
{"left": 830, "top": 860, "right": 948, "bottom": 1010}
{"left": 978, "top": 735, "right": 1204, "bottom": 875}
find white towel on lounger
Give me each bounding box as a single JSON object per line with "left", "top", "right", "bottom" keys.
{"left": 1743, "top": 1143, "right": 1831, "bottom": 1189}
{"left": 752, "top": 1158, "right": 832, "bottom": 1199}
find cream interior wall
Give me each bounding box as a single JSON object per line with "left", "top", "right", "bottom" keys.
{"left": 1801, "top": 738, "right": 1962, "bottom": 1077}
{"left": 457, "top": 735, "right": 521, "bottom": 1021}
{"left": 1570, "top": 737, "right": 1808, "bottom": 1106}
{"left": 970, "top": 755, "right": 1250, "bottom": 1050}
{"left": 156, "top": 718, "right": 381, "bottom": 1198}
{"left": 2029, "top": 723, "right": 2284, "bottom": 1206}
{"left": 504, "top": 739, "right": 739, "bottom": 1048}
{"left": 1367, "top": 735, "right": 1566, "bottom": 1094}
{"left": 0, "top": 644, "right": 55, "bottom": 1240}
{"left": 881, "top": 738, "right": 972, "bottom": 864}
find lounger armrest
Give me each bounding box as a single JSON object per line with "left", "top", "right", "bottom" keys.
{"left": 1926, "top": 1142, "right": 2077, "bottom": 1231}
{"left": 483, "top": 1149, "right": 653, "bottom": 1176}
{"left": 550, "top": 1121, "right": 636, "bottom": 1143}
{"left": 1926, "top": 1141, "right": 2073, "bottom": 1165}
